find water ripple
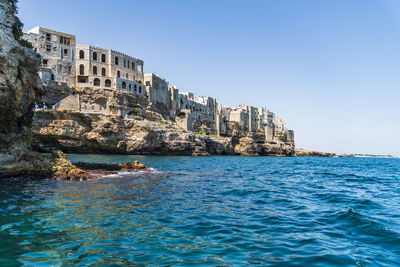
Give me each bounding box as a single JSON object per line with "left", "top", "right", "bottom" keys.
{"left": 0, "top": 156, "right": 399, "bottom": 266}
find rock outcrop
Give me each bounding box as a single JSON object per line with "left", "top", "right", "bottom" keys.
{"left": 32, "top": 108, "right": 295, "bottom": 156}
{"left": 0, "top": 0, "right": 47, "bottom": 175}
{"left": 295, "top": 148, "right": 337, "bottom": 157}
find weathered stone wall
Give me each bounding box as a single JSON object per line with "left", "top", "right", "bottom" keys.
{"left": 54, "top": 95, "right": 80, "bottom": 111}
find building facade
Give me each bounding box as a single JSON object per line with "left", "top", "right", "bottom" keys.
{"left": 23, "top": 26, "right": 76, "bottom": 87}
{"left": 75, "top": 45, "right": 145, "bottom": 96}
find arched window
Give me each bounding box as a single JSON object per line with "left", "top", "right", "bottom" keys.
{"left": 139, "top": 86, "right": 142, "bottom": 94}
{"left": 79, "top": 50, "right": 84, "bottom": 59}
{"left": 101, "top": 68, "right": 106, "bottom": 76}
{"left": 127, "top": 60, "right": 130, "bottom": 68}
{"left": 129, "top": 84, "right": 131, "bottom": 90}
{"left": 134, "top": 84, "right": 137, "bottom": 92}
{"left": 124, "top": 59, "right": 126, "bottom": 67}
{"left": 126, "top": 73, "right": 128, "bottom": 79}
{"left": 64, "top": 49, "right": 68, "bottom": 55}
{"left": 117, "top": 70, "right": 120, "bottom": 78}
{"left": 122, "top": 81, "right": 126, "bottom": 89}
{"left": 94, "top": 78, "right": 100, "bottom": 86}
{"left": 115, "top": 56, "right": 119, "bottom": 65}
{"left": 93, "top": 66, "right": 97, "bottom": 75}
{"left": 105, "top": 79, "right": 111, "bottom": 87}
{"left": 93, "top": 52, "right": 97, "bottom": 61}
{"left": 79, "top": 64, "right": 84, "bottom": 75}
{"left": 132, "top": 62, "right": 135, "bottom": 70}
{"left": 101, "top": 54, "right": 106, "bottom": 62}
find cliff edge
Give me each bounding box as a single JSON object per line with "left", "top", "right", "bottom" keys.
{"left": 0, "top": 0, "right": 51, "bottom": 175}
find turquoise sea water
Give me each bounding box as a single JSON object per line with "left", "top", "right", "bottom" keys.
{"left": 0, "top": 155, "right": 400, "bottom": 266}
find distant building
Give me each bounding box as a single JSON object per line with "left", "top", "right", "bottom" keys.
{"left": 75, "top": 45, "right": 145, "bottom": 95}
{"left": 23, "top": 26, "right": 76, "bottom": 87}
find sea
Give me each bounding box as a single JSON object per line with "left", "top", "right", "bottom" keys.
{"left": 0, "top": 155, "right": 400, "bottom": 266}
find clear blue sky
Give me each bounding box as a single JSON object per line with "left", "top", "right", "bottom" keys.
{"left": 18, "top": 0, "right": 400, "bottom": 155}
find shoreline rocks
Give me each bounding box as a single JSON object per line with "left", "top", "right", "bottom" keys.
{"left": 294, "top": 148, "right": 337, "bottom": 157}
{"left": 32, "top": 109, "right": 296, "bottom": 157}
{"left": 0, "top": 150, "right": 149, "bottom": 180}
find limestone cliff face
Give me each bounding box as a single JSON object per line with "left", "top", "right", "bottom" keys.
{"left": 33, "top": 110, "right": 207, "bottom": 155}
{"left": 0, "top": 0, "right": 53, "bottom": 175}
{"left": 0, "top": 0, "right": 42, "bottom": 152}
{"left": 32, "top": 109, "right": 295, "bottom": 156}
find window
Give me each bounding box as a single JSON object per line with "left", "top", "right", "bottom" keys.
{"left": 46, "top": 33, "right": 51, "bottom": 42}
{"left": 129, "top": 84, "right": 131, "bottom": 90}
{"left": 64, "top": 49, "right": 68, "bottom": 55}
{"left": 51, "top": 74, "right": 54, "bottom": 81}
{"left": 93, "top": 52, "right": 97, "bottom": 61}
{"left": 94, "top": 78, "right": 100, "bottom": 86}
{"left": 139, "top": 86, "right": 142, "bottom": 94}
{"left": 42, "top": 59, "right": 48, "bottom": 66}
{"left": 59, "top": 36, "right": 70, "bottom": 45}
{"left": 78, "top": 77, "right": 87, "bottom": 83}
{"left": 145, "top": 81, "right": 151, "bottom": 86}
{"left": 79, "top": 64, "right": 84, "bottom": 75}
{"left": 117, "top": 70, "right": 120, "bottom": 78}
{"left": 79, "top": 50, "right": 84, "bottom": 59}
{"left": 101, "top": 54, "right": 106, "bottom": 62}
{"left": 115, "top": 56, "right": 119, "bottom": 65}
{"left": 134, "top": 84, "right": 137, "bottom": 92}
{"left": 127, "top": 61, "right": 130, "bottom": 68}
{"left": 126, "top": 73, "right": 128, "bottom": 79}
{"left": 105, "top": 79, "right": 111, "bottom": 87}
{"left": 46, "top": 45, "right": 51, "bottom": 53}
{"left": 93, "top": 66, "right": 97, "bottom": 75}
{"left": 124, "top": 59, "right": 126, "bottom": 67}
{"left": 132, "top": 62, "right": 135, "bottom": 70}
{"left": 68, "top": 66, "right": 72, "bottom": 74}
{"left": 122, "top": 82, "right": 126, "bottom": 89}
{"left": 101, "top": 68, "right": 106, "bottom": 76}
{"left": 58, "top": 64, "right": 62, "bottom": 73}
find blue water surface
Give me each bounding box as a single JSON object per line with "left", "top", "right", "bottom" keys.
{"left": 1, "top": 155, "right": 400, "bottom": 266}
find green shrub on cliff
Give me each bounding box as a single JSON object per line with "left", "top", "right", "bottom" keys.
{"left": 128, "top": 108, "right": 139, "bottom": 116}
{"left": 8, "top": 0, "right": 33, "bottom": 49}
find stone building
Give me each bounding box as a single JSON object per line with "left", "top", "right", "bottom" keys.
{"left": 174, "top": 91, "right": 218, "bottom": 134}
{"left": 264, "top": 110, "right": 276, "bottom": 141}
{"left": 23, "top": 26, "right": 76, "bottom": 87}
{"left": 144, "top": 73, "right": 172, "bottom": 117}
{"left": 216, "top": 106, "right": 231, "bottom": 136}
{"left": 75, "top": 45, "right": 145, "bottom": 96}
{"left": 228, "top": 106, "right": 249, "bottom": 130}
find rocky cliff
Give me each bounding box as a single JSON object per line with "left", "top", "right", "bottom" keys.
{"left": 32, "top": 109, "right": 295, "bottom": 156}
{"left": 32, "top": 82, "right": 296, "bottom": 156}
{"left": 0, "top": 0, "right": 110, "bottom": 179}
{"left": 0, "top": 0, "right": 53, "bottom": 175}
